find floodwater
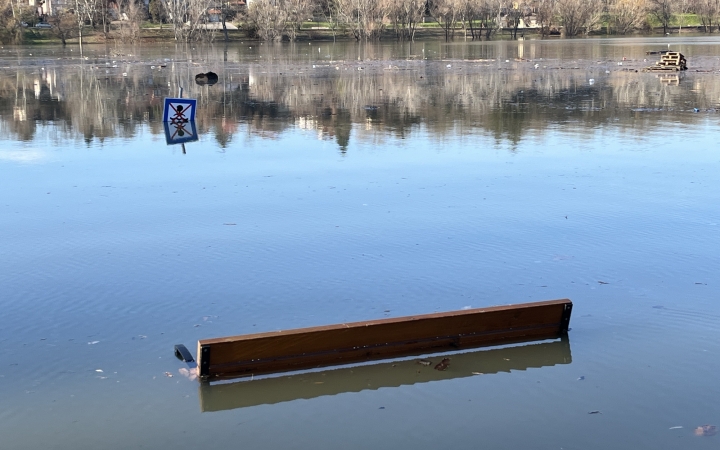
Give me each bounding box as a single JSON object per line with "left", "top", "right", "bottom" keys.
{"left": 1, "top": 37, "right": 719, "bottom": 449}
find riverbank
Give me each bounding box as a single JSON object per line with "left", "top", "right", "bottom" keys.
{"left": 20, "top": 22, "right": 715, "bottom": 46}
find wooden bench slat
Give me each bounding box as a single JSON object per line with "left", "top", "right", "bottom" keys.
{"left": 198, "top": 299, "right": 572, "bottom": 380}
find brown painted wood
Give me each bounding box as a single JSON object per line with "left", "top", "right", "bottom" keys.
{"left": 197, "top": 299, "right": 572, "bottom": 380}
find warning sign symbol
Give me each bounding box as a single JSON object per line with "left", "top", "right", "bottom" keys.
{"left": 163, "top": 98, "right": 197, "bottom": 123}
{"left": 164, "top": 120, "right": 198, "bottom": 145}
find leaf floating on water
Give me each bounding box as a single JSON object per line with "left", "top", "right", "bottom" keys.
{"left": 417, "top": 359, "right": 432, "bottom": 366}
{"left": 588, "top": 411, "right": 602, "bottom": 414}
{"left": 434, "top": 358, "right": 450, "bottom": 371}
{"left": 694, "top": 425, "right": 717, "bottom": 436}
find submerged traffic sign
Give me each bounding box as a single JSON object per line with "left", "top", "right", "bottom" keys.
{"left": 163, "top": 98, "right": 197, "bottom": 123}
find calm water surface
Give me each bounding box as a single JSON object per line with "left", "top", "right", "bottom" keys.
{"left": 1, "top": 37, "right": 720, "bottom": 449}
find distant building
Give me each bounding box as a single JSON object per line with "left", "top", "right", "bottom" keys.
{"left": 34, "top": 0, "right": 71, "bottom": 17}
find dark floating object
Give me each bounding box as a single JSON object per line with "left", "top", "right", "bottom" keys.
{"left": 434, "top": 358, "right": 450, "bottom": 371}
{"left": 646, "top": 50, "right": 670, "bottom": 55}
{"left": 193, "top": 298, "right": 573, "bottom": 381}
{"left": 175, "top": 344, "right": 194, "bottom": 363}
{"left": 174, "top": 344, "right": 198, "bottom": 370}
{"left": 195, "top": 71, "right": 219, "bottom": 85}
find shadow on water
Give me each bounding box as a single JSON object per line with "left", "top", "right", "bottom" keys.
{"left": 199, "top": 336, "right": 572, "bottom": 412}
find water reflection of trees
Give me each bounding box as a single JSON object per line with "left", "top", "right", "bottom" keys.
{"left": 0, "top": 56, "right": 717, "bottom": 151}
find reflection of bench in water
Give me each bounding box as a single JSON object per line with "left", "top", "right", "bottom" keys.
{"left": 199, "top": 337, "right": 572, "bottom": 412}
{"left": 197, "top": 299, "right": 572, "bottom": 381}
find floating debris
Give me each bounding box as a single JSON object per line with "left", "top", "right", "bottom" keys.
{"left": 598, "top": 281, "right": 609, "bottom": 285}
{"left": 178, "top": 367, "right": 197, "bottom": 381}
{"left": 434, "top": 358, "right": 450, "bottom": 371}
{"left": 694, "top": 425, "right": 717, "bottom": 436}
{"left": 669, "top": 426, "right": 683, "bottom": 430}
{"left": 417, "top": 359, "right": 432, "bottom": 366}
{"left": 164, "top": 372, "right": 174, "bottom": 378}
{"left": 577, "top": 376, "right": 585, "bottom": 381}
{"left": 588, "top": 410, "right": 602, "bottom": 414}
{"left": 643, "top": 52, "right": 687, "bottom": 72}
{"left": 88, "top": 341, "right": 100, "bottom": 345}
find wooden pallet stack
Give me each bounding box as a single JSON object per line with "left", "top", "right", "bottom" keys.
{"left": 643, "top": 52, "right": 687, "bottom": 72}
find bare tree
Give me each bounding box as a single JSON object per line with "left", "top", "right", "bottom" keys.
{"left": 284, "top": 0, "right": 314, "bottom": 40}
{"left": 49, "top": 11, "right": 80, "bottom": 44}
{"left": 464, "top": 0, "right": 482, "bottom": 39}
{"left": 506, "top": 0, "right": 534, "bottom": 39}
{"left": 149, "top": 0, "right": 168, "bottom": 24}
{"left": 429, "top": 0, "right": 464, "bottom": 40}
{"left": 162, "top": 0, "right": 211, "bottom": 41}
{"left": 336, "top": 0, "right": 386, "bottom": 40}
{"left": 117, "top": 0, "right": 145, "bottom": 43}
{"left": 386, "top": 0, "right": 424, "bottom": 40}
{"left": 247, "top": 0, "right": 289, "bottom": 40}
{"left": 472, "top": 0, "right": 502, "bottom": 39}
{"left": 555, "top": 0, "right": 602, "bottom": 36}
{"left": 611, "top": 0, "right": 647, "bottom": 33}
{"left": 0, "top": 0, "right": 27, "bottom": 44}
{"left": 534, "top": 0, "right": 557, "bottom": 37}
{"left": 319, "top": 0, "right": 342, "bottom": 40}
{"left": 693, "top": 0, "right": 720, "bottom": 31}
{"left": 647, "top": 0, "right": 673, "bottom": 33}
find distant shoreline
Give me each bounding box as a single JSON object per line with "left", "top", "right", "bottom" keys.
{"left": 23, "top": 24, "right": 714, "bottom": 46}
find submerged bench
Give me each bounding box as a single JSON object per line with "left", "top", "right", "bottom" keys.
{"left": 195, "top": 298, "right": 572, "bottom": 381}
{"left": 199, "top": 337, "right": 572, "bottom": 411}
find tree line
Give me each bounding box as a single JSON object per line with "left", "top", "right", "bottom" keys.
{"left": 248, "top": 0, "right": 720, "bottom": 41}
{"left": 0, "top": 0, "right": 719, "bottom": 44}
